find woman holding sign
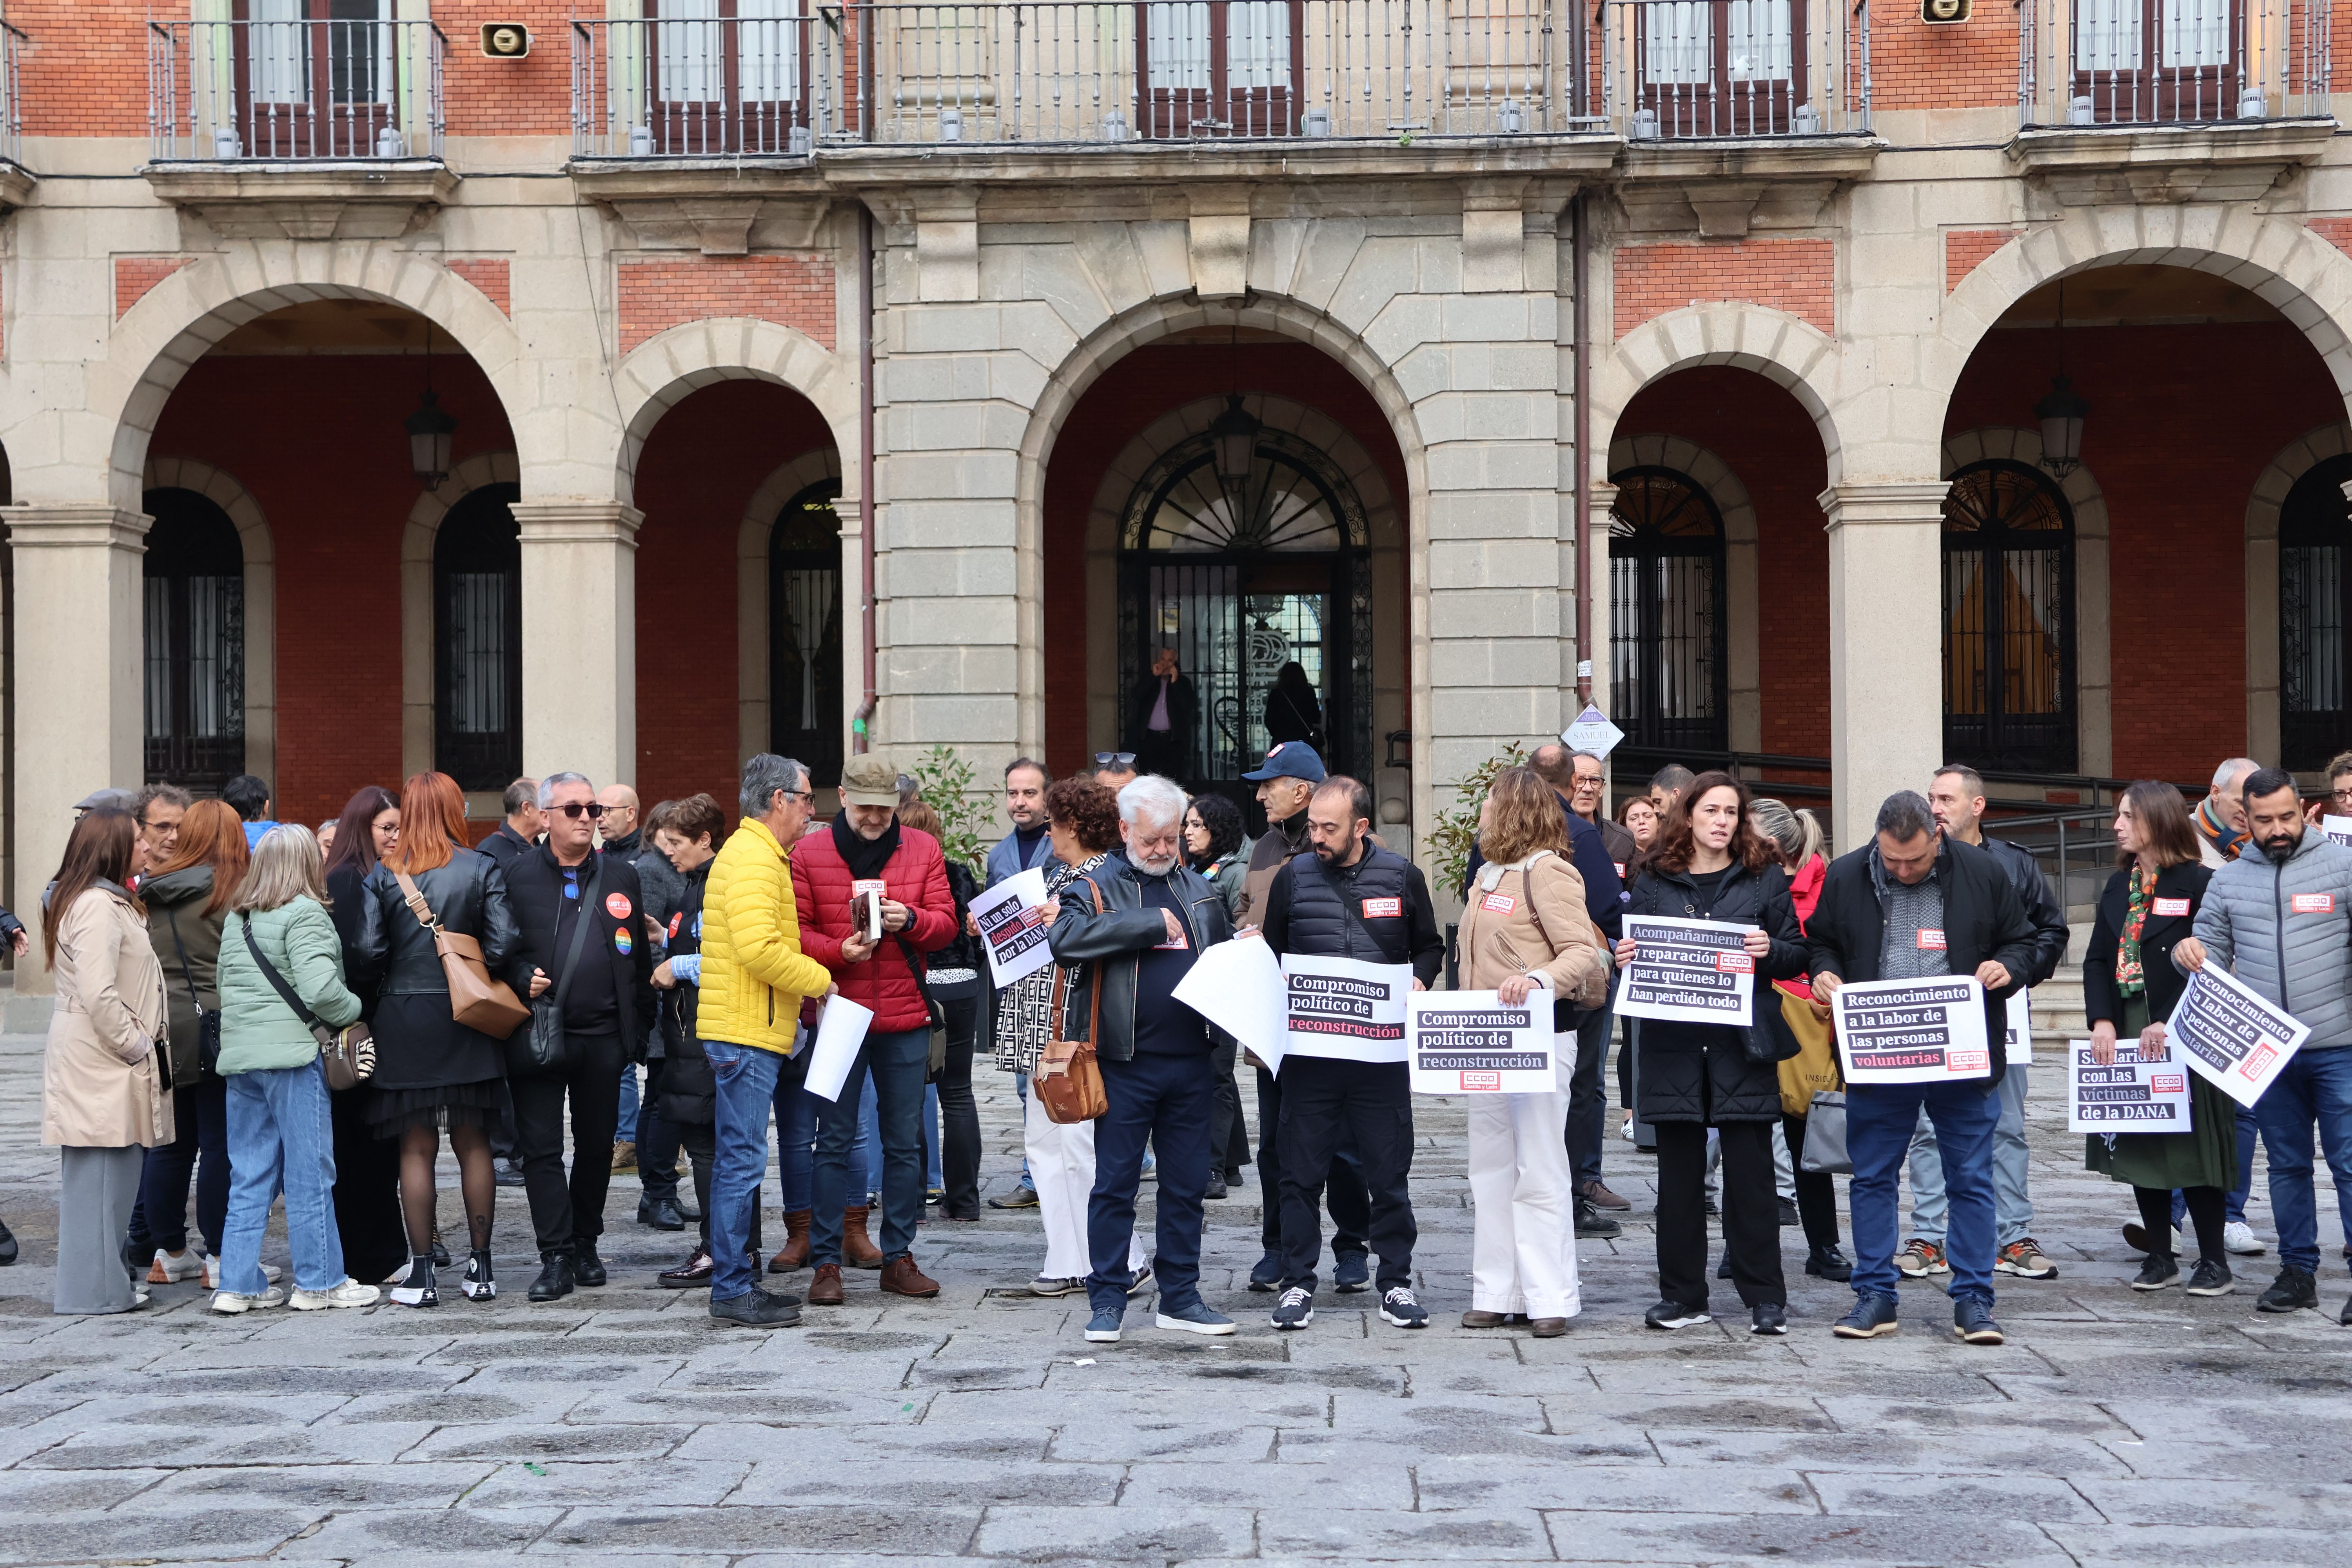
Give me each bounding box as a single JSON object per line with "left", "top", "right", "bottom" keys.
{"left": 2082, "top": 781, "right": 2235, "bottom": 1296}
{"left": 1455, "top": 768, "right": 1609, "bottom": 1336}
{"left": 1615, "top": 772, "right": 1809, "bottom": 1336}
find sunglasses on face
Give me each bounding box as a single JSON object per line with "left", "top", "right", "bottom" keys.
{"left": 554, "top": 802, "right": 606, "bottom": 820}
{"left": 1094, "top": 752, "right": 1138, "bottom": 769}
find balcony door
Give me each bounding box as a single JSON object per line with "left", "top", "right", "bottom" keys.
{"left": 648, "top": 0, "right": 809, "bottom": 154}
{"left": 2072, "top": 0, "right": 2239, "bottom": 122}
{"left": 1942, "top": 461, "right": 2077, "bottom": 773}
{"left": 1608, "top": 467, "right": 1728, "bottom": 754}
{"left": 232, "top": 0, "right": 394, "bottom": 159}
{"left": 1136, "top": 1, "right": 1304, "bottom": 137}
{"left": 143, "top": 489, "right": 246, "bottom": 791}
{"left": 1634, "top": 0, "right": 1805, "bottom": 137}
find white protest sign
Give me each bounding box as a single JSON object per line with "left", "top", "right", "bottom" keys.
{"left": 1408, "top": 991, "right": 1555, "bottom": 1094}
{"left": 2167, "top": 964, "right": 2310, "bottom": 1109}
{"left": 971, "top": 867, "right": 1053, "bottom": 987}
{"left": 2325, "top": 815, "right": 2352, "bottom": 849}
{"left": 1833, "top": 975, "right": 1992, "bottom": 1083}
{"left": 1282, "top": 952, "right": 1413, "bottom": 1065}
{"left": 1561, "top": 704, "right": 1626, "bottom": 760}
{"left": 1616, "top": 915, "right": 1756, "bottom": 1028}
{"left": 2004, "top": 989, "right": 2034, "bottom": 1066}
{"left": 2067, "top": 1036, "right": 2192, "bottom": 1132}
{"left": 802, "top": 994, "right": 875, "bottom": 1102}
{"left": 1172, "top": 935, "right": 1288, "bottom": 1075}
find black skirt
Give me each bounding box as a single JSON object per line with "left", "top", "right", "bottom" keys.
{"left": 363, "top": 991, "right": 513, "bottom": 1137}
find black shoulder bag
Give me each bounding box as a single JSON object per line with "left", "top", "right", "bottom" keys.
{"left": 517, "top": 858, "right": 599, "bottom": 1077}
{"left": 163, "top": 907, "right": 223, "bottom": 1079}
{"left": 240, "top": 913, "right": 376, "bottom": 1090}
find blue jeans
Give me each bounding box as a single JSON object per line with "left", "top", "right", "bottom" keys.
{"left": 220, "top": 1059, "right": 343, "bottom": 1295}
{"left": 776, "top": 1065, "right": 869, "bottom": 1213}
{"left": 1904, "top": 1064, "right": 2033, "bottom": 1247}
{"left": 703, "top": 1039, "right": 785, "bottom": 1303}
{"left": 617, "top": 1059, "right": 641, "bottom": 1145}
{"left": 2252, "top": 1046, "right": 2352, "bottom": 1276}
{"left": 810, "top": 1029, "right": 929, "bottom": 1266}
{"left": 1089, "top": 1050, "right": 1214, "bottom": 1316}
{"left": 924, "top": 1083, "right": 944, "bottom": 1190}
{"left": 1849, "top": 1076, "right": 2001, "bottom": 1308}
{"left": 131, "top": 1075, "right": 230, "bottom": 1258}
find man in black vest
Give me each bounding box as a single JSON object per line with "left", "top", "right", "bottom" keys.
{"left": 1258, "top": 775, "right": 1444, "bottom": 1331}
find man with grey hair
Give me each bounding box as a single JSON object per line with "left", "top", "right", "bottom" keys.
{"left": 1806, "top": 790, "right": 2037, "bottom": 1345}
{"left": 1048, "top": 775, "right": 1240, "bottom": 1343}
{"left": 480, "top": 777, "right": 543, "bottom": 871}
{"left": 2196, "top": 757, "right": 2261, "bottom": 868}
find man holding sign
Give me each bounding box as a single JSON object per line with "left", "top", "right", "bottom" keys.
{"left": 1808, "top": 792, "right": 2038, "bottom": 1346}
{"left": 2174, "top": 766, "right": 2352, "bottom": 1319}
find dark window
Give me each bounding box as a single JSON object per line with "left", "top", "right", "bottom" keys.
{"left": 2279, "top": 453, "right": 2352, "bottom": 770}
{"left": 1942, "top": 459, "right": 2076, "bottom": 773}
{"left": 1609, "top": 466, "right": 1728, "bottom": 753}
{"left": 434, "top": 483, "right": 522, "bottom": 792}
{"left": 770, "top": 478, "right": 844, "bottom": 788}
{"left": 143, "top": 488, "right": 247, "bottom": 791}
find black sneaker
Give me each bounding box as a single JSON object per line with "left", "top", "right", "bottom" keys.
{"left": 2185, "top": 1258, "right": 2235, "bottom": 1298}
{"left": 1272, "top": 1285, "right": 1315, "bottom": 1330}
{"left": 1953, "top": 1298, "right": 2004, "bottom": 1345}
{"left": 1574, "top": 1200, "right": 1623, "bottom": 1239}
{"left": 1204, "top": 1175, "right": 1229, "bottom": 1200}
{"left": 527, "top": 1250, "right": 576, "bottom": 1302}
{"left": 1248, "top": 1251, "right": 1284, "bottom": 1292}
{"left": 1379, "top": 1287, "right": 1428, "bottom": 1329}
{"left": 1750, "top": 1302, "right": 1788, "bottom": 1336}
{"left": 711, "top": 1286, "right": 802, "bottom": 1327}
{"left": 1332, "top": 1252, "right": 1371, "bottom": 1293}
{"left": 389, "top": 1255, "right": 438, "bottom": 1308}
{"left": 1776, "top": 1198, "right": 1799, "bottom": 1227}
{"left": 1644, "top": 1299, "right": 1710, "bottom": 1330}
{"left": 2131, "top": 1253, "right": 2181, "bottom": 1291}
{"left": 461, "top": 1249, "right": 496, "bottom": 1301}
{"left": 1832, "top": 1292, "right": 1900, "bottom": 1339}
{"left": 2258, "top": 1266, "right": 2319, "bottom": 1313}
{"left": 1805, "top": 1245, "right": 1853, "bottom": 1282}
{"left": 637, "top": 1194, "right": 686, "bottom": 1231}
{"left": 571, "top": 1243, "right": 608, "bottom": 1288}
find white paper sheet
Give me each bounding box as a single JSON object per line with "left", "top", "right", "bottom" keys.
{"left": 1833, "top": 975, "right": 1992, "bottom": 1084}
{"left": 972, "top": 867, "right": 1053, "bottom": 988}
{"left": 1616, "top": 915, "right": 1756, "bottom": 1027}
{"left": 2005, "top": 989, "right": 2034, "bottom": 1067}
{"left": 2067, "top": 1036, "right": 2192, "bottom": 1132}
{"left": 1408, "top": 990, "right": 1555, "bottom": 1094}
{"left": 2168, "top": 964, "right": 2311, "bottom": 1109}
{"left": 1282, "top": 952, "right": 1414, "bottom": 1065}
{"left": 1172, "top": 934, "right": 1288, "bottom": 1074}
{"left": 2324, "top": 814, "right": 2352, "bottom": 849}
{"left": 801, "top": 994, "right": 875, "bottom": 1103}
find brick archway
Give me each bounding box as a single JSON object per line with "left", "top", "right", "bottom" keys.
{"left": 609, "top": 318, "right": 859, "bottom": 512}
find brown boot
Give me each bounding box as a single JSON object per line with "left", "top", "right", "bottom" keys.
{"left": 842, "top": 1205, "right": 885, "bottom": 1269}
{"left": 768, "top": 1209, "right": 812, "bottom": 1274}
{"left": 880, "top": 1254, "right": 940, "bottom": 1298}
{"left": 806, "top": 1263, "right": 844, "bottom": 1305}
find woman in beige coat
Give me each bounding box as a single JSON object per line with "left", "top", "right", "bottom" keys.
{"left": 41, "top": 808, "right": 172, "bottom": 1314}
{"left": 1454, "top": 768, "right": 1608, "bottom": 1336}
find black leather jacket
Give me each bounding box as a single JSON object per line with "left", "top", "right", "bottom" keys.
{"left": 352, "top": 846, "right": 526, "bottom": 998}
{"left": 1047, "top": 855, "right": 1234, "bottom": 1063}
{"left": 1978, "top": 835, "right": 2071, "bottom": 988}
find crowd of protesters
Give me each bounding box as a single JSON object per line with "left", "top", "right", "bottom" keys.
{"left": 11, "top": 726, "right": 2352, "bottom": 1344}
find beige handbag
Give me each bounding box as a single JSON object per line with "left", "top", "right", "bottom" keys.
{"left": 1035, "top": 879, "right": 1109, "bottom": 1125}
{"left": 393, "top": 870, "right": 530, "bottom": 1037}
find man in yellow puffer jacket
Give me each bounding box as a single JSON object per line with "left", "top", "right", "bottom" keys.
{"left": 701, "top": 754, "right": 836, "bottom": 1327}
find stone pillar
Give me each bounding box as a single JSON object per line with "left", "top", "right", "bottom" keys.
{"left": 7, "top": 505, "right": 151, "bottom": 994}
{"left": 1822, "top": 481, "right": 1948, "bottom": 856}
{"left": 514, "top": 501, "right": 642, "bottom": 791}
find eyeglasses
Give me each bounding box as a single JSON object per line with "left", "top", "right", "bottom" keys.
{"left": 1094, "top": 752, "right": 1138, "bottom": 769}
{"left": 2332, "top": 787, "right": 2352, "bottom": 804}
{"left": 554, "top": 802, "right": 607, "bottom": 820}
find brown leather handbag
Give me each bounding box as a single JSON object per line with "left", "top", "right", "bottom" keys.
{"left": 1035, "top": 878, "right": 1109, "bottom": 1125}
{"left": 393, "top": 870, "right": 531, "bottom": 1038}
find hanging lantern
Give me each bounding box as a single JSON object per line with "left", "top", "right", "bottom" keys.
{"left": 2034, "top": 375, "right": 2087, "bottom": 479}
{"left": 1209, "top": 394, "right": 1260, "bottom": 485}
{"left": 405, "top": 389, "right": 457, "bottom": 489}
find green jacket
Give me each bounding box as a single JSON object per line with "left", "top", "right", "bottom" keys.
{"left": 143, "top": 865, "right": 222, "bottom": 1083}
{"left": 215, "top": 898, "right": 362, "bottom": 1075}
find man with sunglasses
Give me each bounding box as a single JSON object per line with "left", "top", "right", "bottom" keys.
{"left": 1095, "top": 752, "right": 1141, "bottom": 792}
{"left": 503, "top": 773, "right": 657, "bottom": 1302}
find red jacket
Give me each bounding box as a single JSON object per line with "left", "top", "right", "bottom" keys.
{"left": 1773, "top": 854, "right": 1828, "bottom": 1002}
{"left": 789, "top": 824, "right": 957, "bottom": 1033}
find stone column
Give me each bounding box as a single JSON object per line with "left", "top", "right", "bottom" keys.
{"left": 514, "top": 501, "right": 643, "bottom": 791}
{"left": 7, "top": 505, "right": 151, "bottom": 994}
{"left": 1822, "top": 481, "right": 1948, "bottom": 855}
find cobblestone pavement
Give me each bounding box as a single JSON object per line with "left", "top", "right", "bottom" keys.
{"left": 6, "top": 1029, "right": 2352, "bottom": 1566}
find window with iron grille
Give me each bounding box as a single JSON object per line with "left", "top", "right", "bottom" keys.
{"left": 143, "top": 488, "right": 246, "bottom": 791}
{"left": 771, "top": 478, "right": 844, "bottom": 788}
{"left": 2279, "top": 453, "right": 2352, "bottom": 771}
{"left": 1941, "top": 459, "right": 2076, "bottom": 773}
{"left": 434, "top": 484, "right": 522, "bottom": 793}
{"left": 1608, "top": 466, "right": 1727, "bottom": 753}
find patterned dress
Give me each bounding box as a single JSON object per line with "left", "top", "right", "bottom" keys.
{"left": 991, "top": 852, "right": 1109, "bottom": 1075}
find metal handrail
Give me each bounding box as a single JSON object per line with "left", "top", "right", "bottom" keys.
{"left": 2017, "top": 0, "right": 2328, "bottom": 128}
{"left": 1602, "top": 0, "right": 1869, "bottom": 140}
{"left": 147, "top": 17, "right": 448, "bottom": 162}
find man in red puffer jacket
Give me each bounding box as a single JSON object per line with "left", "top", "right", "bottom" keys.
{"left": 789, "top": 754, "right": 958, "bottom": 1304}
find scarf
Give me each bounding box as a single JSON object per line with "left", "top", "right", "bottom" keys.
{"left": 2115, "top": 864, "right": 2152, "bottom": 998}
{"left": 831, "top": 811, "right": 902, "bottom": 881}
{"left": 2194, "top": 797, "right": 2248, "bottom": 863}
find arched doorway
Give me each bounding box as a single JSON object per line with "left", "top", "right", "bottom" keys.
{"left": 142, "top": 486, "right": 247, "bottom": 791}
{"left": 1116, "top": 417, "right": 1371, "bottom": 792}
{"left": 1940, "top": 459, "right": 2076, "bottom": 773}
{"left": 434, "top": 482, "right": 523, "bottom": 791}
{"left": 2279, "top": 452, "right": 2352, "bottom": 769}
{"left": 1608, "top": 466, "right": 1728, "bottom": 754}
{"left": 770, "top": 476, "right": 844, "bottom": 786}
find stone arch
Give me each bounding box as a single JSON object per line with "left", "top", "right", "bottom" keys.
{"left": 736, "top": 447, "right": 846, "bottom": 765}
{"left": 82, "top": 249, "right": 537, "bottom": 512}
{"left": 1593, "top": 305, "right": 1847, "bottom": 490}
{"left": 1940, "top": 428, "right": 2114, "bottom": 777}
{"left": 1016, "top": 292, "right": 1431, "bottom": 830}
{"left": 401, "top": 452, "right": 522, "bottom": 781}
{"left": 140, "top": 457, "right": 278, "bottom": 793}
{"left": 2245, "top": 422, "right": 2352, "bottom": 767}
{"left": 1604, "top": 433, "right": 1762, "bottom": 753}
{"left": 610, "top": 319, "right": 860, "bottom": 512}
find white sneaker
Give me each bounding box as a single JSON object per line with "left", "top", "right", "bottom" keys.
{"left": 290, "top": 1279, "right": 381, "bottom": 1311}
{"left": 210, "top": 1286, "right": 287, "bottom": 1314}
{"left": 203, "top": 1256, "right": 281, "bottom": 1289}
{"left": 148, "top": 1248, "right": 205, "bottom": 1284}
{"left": 2224, "top": 1221, "right": 2267, "bottom": 1257}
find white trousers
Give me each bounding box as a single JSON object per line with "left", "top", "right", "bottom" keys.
{"left": 1466, "top": 1034, "right": 1581, "bottom": 1318}
{"left": 1024, "top": 1085, "right": 1143, "bottom": 1280}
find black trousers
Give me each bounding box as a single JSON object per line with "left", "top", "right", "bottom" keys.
{"left": 1276, "top": 1057, "right": 1415, "bottom": 1293}
{"left": 1783, "top": 1112, "right": 1842, "bottom": 1250}
{"left": 512, "top": 1030, "right": 624, "bottom": 1254}
{"left": 1567, "top": 1005, "right": 1611, "bottom": 1190}
{"left": 331, "top": 1080, "right": 408, "bottom": 1284}
{"left": 1254, "top": 1065, "right": 1368, "bottom": 1255}
{"left": 1656, "top": 1120, "right": 1785, "bottom": 1310}
{"left": 1209, "top": 1036, "right": 1250, "bottom": 1176}
{"left": 639, "top": 1054, "right": 684, "bottom": 1204}
{"left": 937, "top": 995, "right": 982, "bottom": 1217}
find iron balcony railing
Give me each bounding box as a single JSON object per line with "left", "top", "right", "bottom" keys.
{"left": 1601, "top": 0, "right": 1869, "bottom": 139}
{"left": 2018, "top": 0, "right": 2328, "bottom": 127}
{"left": 0, "top": 23, "right": 24, "bottom": 168}
{"left": 147, "top": 17, "right": 446, "bottom": 162}
{"left": 573, "top": 1, "right": 1597, "bottom": 152}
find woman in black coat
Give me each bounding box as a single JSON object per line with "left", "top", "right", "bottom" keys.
{"left": 1613, "top": 771, "right": 1809, "bottom": 1336}
{"left": 321, "top": 785, "right": 408, "bottom": 1287}
{"left": 2082, "top": 780, "right": 2232, "bottom": 1294}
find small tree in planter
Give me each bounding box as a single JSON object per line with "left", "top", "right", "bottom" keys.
{"left": 907, "top": 745, "right": 993, "bottom": 875}
{"left": 1427, "top": 741, "right": 1529, "bottom": 899}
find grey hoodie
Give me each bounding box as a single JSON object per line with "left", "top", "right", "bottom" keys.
{"left": 2185, "top": 827, "right": 2352, "bottom": 1047}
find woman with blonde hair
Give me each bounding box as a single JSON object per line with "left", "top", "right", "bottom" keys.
{"left": 210, "top": 826, "right": 373, "bottom": 1312}
{"left": 42, "top": 809, "right": 171, "bottom": 1314}
{"left": 352, "top": 771, "right": 524, "bottom": 1307}
{"left": 1454, "top": 767, "right": 1608, "bottom": 1336}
